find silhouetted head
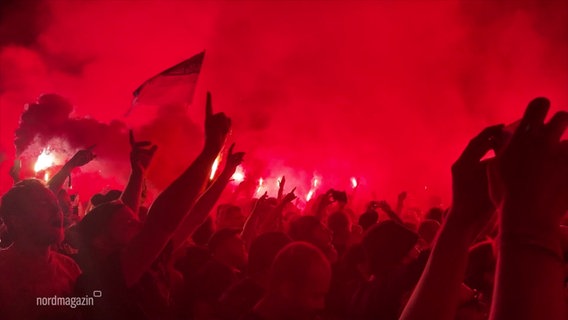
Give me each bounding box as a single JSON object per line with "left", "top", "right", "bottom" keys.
{"left": 208, "top": 228, "right": 247, "bottom": 270}
{"left": 358, "top": 209, "right": 378, "bottom": 231}
{"left": 267, "top": 242, "right": 332, "bottom": 319}
{"left": 327, "top": 211, "right": 351, "bottom": 236}
{"left": 77, "top": 200, "right": 140, "bottom": 256}
{"left": 248, "top": 231, "right": 292, "bottom": 277}
{"left": 216, "top": 204, "right": 246, "bottom": 230}
{"left": 417, "top": 219, "right": 441, "bottom": 245}
{"left": 0, "top": 179, "right": 63, "bottom": 246}
{"left": 425, "top": 207, "right": 444, "bottom": 224}
{"left": 362, "top": 220, "right": 418, "bottom": 275}
{"left": 288, "top": 215, "right": 337, "bottom": 263}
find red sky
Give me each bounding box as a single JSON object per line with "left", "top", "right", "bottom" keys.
{"left": 0, "top": 0, "right": 566, "bottom": 211}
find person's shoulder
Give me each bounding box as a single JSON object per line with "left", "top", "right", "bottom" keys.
{"left": 50, "top": 250, "right": 82, "bottom": 278}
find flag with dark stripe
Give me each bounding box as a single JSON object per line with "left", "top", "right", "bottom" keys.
{"left": 131, "top": 51, "right": 205, "bottom": 109}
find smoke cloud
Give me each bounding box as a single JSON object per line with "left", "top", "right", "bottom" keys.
{"left": 0, "top": 0, "right": 566, "bottom": 211}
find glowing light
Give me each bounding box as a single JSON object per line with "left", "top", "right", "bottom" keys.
{"left": 209, "top": 154, "right": 221, "bottom": 180}
{"left": 306, "top": 189, "right": 315, "bottom": 202}
{"left": 255, "top": 178, "right": 265, "bottom": 197}
{"left": 231, "top": 165, "right": 245, "bottom": 183}
{"left": 44, "top": 172, "right": 50, "bottom": 182}
{"left": 312, "top": 177, "right": 320, "bottom": 188}
{"left": 34, "top": 148, "right": 55, "bottom": 172}
{"left": 305, "top": 174, "right": 321, "bottom": 202}
{"left": 350, "top": 177, "right": 358, "bottom": 189}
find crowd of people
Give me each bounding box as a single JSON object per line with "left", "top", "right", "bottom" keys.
{"left": 0, "top": 94, "right": 566, "bottom": 320}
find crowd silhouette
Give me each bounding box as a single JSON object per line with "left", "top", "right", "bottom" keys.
{"left": 0, "top": 95, "right": 567, "bottom": 320}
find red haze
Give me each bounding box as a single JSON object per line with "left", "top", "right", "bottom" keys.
{"left": 0, "top": 0, "right": 566, "bottom": 211}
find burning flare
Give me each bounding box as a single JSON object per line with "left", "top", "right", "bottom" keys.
{"left": 34, "top": 148, "right": 56, "bottom": 182}
{"left": 231, "top": 165, "right": 245, "bottom": 183}
{"left": 350, "top": 177, "right": 358, "bottom": 189}
{"left": 34, "top": 148, "right": 55, "bottom": 173}
{"left": 255, "top": 178, "right": 264, "bottom": 197}
{"left": 306, "top": 189, "right": 315, "bottom": 202}
{"left": 306, "top": 174, "right": 321, "bottom": 202}
{"left": 210, "top": 154, "right": 222, "bottom": 180}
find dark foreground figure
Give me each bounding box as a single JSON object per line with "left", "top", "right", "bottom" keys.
{"left": 0, "top": 96, "right": 567, "bottom": 320}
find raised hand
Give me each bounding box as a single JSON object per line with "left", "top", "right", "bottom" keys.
{"left": 377, "top": 200, "right": 392, "bottom": 212}
{"left": 48, "top": 145, "right": 96, "bottom": 192}
{"left": 129, "top": 130, "right": 158, "bottom": 173}
{"left": 400, "top": 124, "right": 505, "bottom": 320}
{"left": 282, "top": 187, "right": 297, "bottom": 204}
{"left": 224, "top": 143, "right": 245, "bottom": 173}
{"left": 204, "top": 92, "right": 231, "bottom": 152}
{"left": 68, "top": 145, "right": 96, "bottom": 168}
{"left": 497, "top": 98, "right": 568, "bottom": 234}
{"left": 278, "top": 176, "right": 286, "bottom": 200}
{"left": 449, "top": 124, "right": 504, "bottom": 235}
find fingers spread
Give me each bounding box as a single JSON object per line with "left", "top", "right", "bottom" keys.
{"left": 546, "top": 111, "right": 568, "bottom": 143}
{"left": 516, "top": 97, "right": 550, "bottom": 137}
{"left": 458, "top": 124, "right": 504, "bottom": 165}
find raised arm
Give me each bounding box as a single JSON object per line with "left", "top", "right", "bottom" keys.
{"left": 400, "top": 125, "right": 502, "bottom": 320}
{"left": 313, "top": 190, "right": 333, "bottom": 221}
{"left": 241, "top": 192, "right": 268, "bottom": 246}
{"left": 491, "top": 98, "right": 568, "bottom": 320}
{"left": 277, "top": 176, "right": 286, "bottom": 201}
{"left": 120, "top": 130, "right": 157, "bottom": 213}
{"left": 121, "top": 92, "right": 231, "bottom": 287}
{"left": 257, "top": 188, "right": 297, "bottom": 233}
{"left": 171, "top": 143, "right": 244, "bottom": 250}
{"left": 377, "top": 200, "right": 405, "bottom": 225}
{"left": 396, "top": 191, "right": 407, "bottom": 216}
{"left": 47, "top": 147, "right": 95, "bottom": 192}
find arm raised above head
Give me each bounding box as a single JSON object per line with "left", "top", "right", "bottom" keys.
{"left": 120, "top": 92, "right": 232, "bottom": 287}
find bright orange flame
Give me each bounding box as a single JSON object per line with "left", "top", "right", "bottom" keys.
{"left": 34, "top": 148, "right": 55, "bottom": 172}
{"left": 231, "top": 165, "right": 245, "bottom": 183}
{"left": 350, "top": 177, "right": 358, "bottom": 189}
{"left": 209, "top": 154, "right": 221, "bottom": 180}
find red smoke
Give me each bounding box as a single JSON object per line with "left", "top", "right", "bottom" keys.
{"left": 0, "top": 0, "right": 566, "bottom": 211}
